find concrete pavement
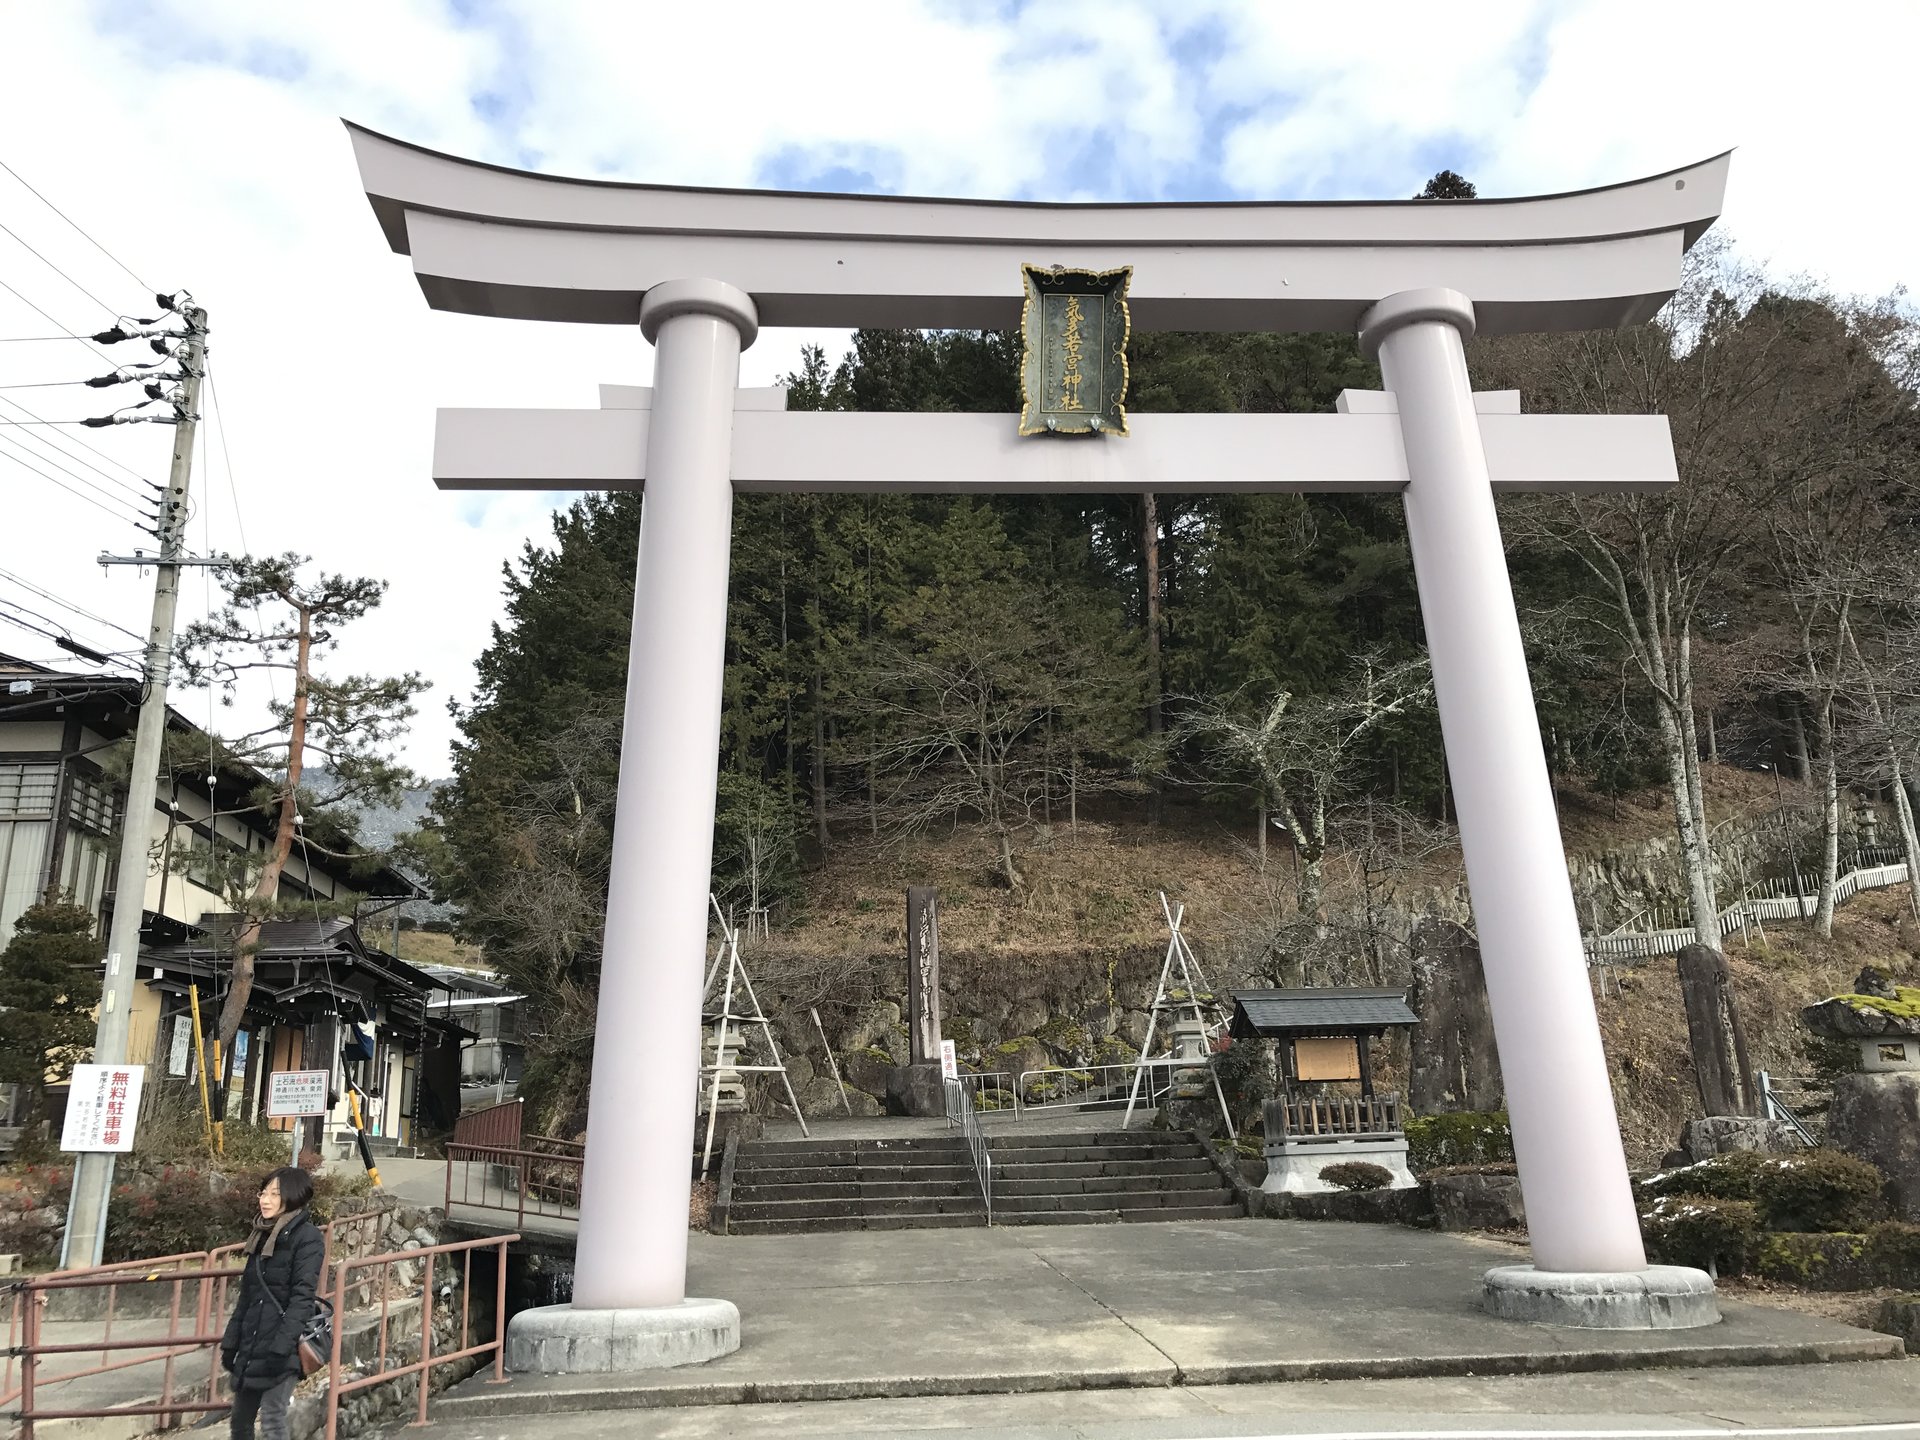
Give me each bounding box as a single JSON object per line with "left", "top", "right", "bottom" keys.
{"left": 412, "top": 1361, "right": 1920, "bottom": 1438}
{"left": 430, "top": 1220, "right": 1904, "bottom": 1422}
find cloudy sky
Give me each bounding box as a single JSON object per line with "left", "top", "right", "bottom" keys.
{"left": 0, "top": 0, "right": 1912, "bottom": 778}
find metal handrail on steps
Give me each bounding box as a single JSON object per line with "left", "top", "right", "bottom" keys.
{"left": 943, "top": 1078, "right": 992, "bottom": 1224}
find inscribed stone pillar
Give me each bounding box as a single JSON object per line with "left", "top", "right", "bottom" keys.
{"left": 1674, "top": 943, "right": 1756, "bottom": 1117}
{"left": 1408, "top": 915, "right": 1503, "bottom": 1114}
{"left": 905, "top": 886, "right": 943, "bottom": 1065}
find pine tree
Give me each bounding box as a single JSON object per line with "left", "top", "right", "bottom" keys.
{"left": 0, "top": 902, "right": 102, "bottom": 1122}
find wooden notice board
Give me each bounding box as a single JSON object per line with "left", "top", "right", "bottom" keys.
{"left": 1293, "top": 1037, "right": 1361, "bottom": 1082}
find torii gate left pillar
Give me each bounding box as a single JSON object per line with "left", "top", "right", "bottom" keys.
{"left": 347, "top": 123, "right": 1734, "bottom": 1368}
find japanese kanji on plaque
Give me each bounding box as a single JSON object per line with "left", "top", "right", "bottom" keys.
{"left": 60, "top": 1063, "right": 145, "bottom": 1153}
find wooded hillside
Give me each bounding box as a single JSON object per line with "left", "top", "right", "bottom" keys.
{"left": 421, "top": 192, "right": 1920, "bottom": 1129}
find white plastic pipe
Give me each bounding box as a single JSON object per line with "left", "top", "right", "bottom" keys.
{"left": 1362, "top": 288, "right": 1648, "bottom": 1274}
{"left": 570, "top": 280, "right": 757, "bottom": 1309}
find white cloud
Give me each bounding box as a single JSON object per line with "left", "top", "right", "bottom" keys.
{"left": 0, "top": 0, "right": 1909, "bottom": 784}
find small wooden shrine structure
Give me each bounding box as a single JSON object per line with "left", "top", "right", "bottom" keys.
{"left": 1228, "top": 987, "right": 1419, "bottom": 1194}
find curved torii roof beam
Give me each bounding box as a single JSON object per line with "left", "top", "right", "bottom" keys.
{"left": 345, "top": 121, "right": 1729, "bottom": 336}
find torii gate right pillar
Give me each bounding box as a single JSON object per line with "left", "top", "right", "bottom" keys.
{"left": 1363, "top": 288, "right": 1713, "bottom": 1326}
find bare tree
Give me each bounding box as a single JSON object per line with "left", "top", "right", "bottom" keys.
{"left": 1173, "top": 656, "right": 1432, "bottom": 918}
{"left": 1480, "top": 239, "right": 1831, "bottom": 950}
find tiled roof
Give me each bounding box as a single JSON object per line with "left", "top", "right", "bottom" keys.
{"left": 1229, "top": 988, "right": 1418, "bottom": 1036}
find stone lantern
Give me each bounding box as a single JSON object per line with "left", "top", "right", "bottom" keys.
{"left": 1801, "top": 967, "right": 1920, "bottom": 1220}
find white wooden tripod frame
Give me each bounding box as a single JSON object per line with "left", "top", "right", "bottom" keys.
{"left": 1122, "top": 891, "right": 1236, "bottom": 1137}
{"left": 699, "top": 893, "right": 808, "bottom": 1178}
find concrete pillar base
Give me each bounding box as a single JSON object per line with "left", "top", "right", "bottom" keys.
{"left": 506, "top": 1299, "right": 740, "bottom": 1373}
{"left": 1482, "top": 1265, "right": 1719, "bottom": 1330}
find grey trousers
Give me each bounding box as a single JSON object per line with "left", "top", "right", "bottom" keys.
{"left": 228, "top": 1375, "right": 295, "bottom": 1440}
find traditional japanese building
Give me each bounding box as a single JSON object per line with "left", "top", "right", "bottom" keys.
{"left": 0, "top": 653, "right": 458, "bottom": 1148}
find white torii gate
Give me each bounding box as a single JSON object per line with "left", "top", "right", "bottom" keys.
{"left": 348, "top": 124, "right": 1731, "bottom": 1365}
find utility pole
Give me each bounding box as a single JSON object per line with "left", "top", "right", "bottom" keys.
{"left": 64, "top": 304, "right": 208, "bottom": 1269}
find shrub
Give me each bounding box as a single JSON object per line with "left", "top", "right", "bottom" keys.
{"left": 1754, "top": 1150, "right": 1885, "bottom": 1234}
{"left": 1420, "top": 1161, "right": 1519, "bottom": 1179}
{"left": 1320, "top": 1161, "right": 1393, "bottom": 1192}
{"left": 1406, "top": 1111, "right": 1513, "bottom": 1171}
{"left": 1867, "top": 1223, "right": 1920, "bottom": 1287}
{"left": 104, "top": 1167, "right": 255, "bottom": 1261}
{"left": 1637, "top": 1150, "right": 1768, "bottom": 1204}
{"left": 1640, "top": 1194, "right": 1760, "bottom": 1274}
{"left": 1639, "top": 1149, "right": 1883, "bottom": 1233}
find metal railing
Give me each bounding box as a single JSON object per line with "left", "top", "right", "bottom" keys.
{"left": 943, "top": 1077, "right": 993, "bottom": 1223}
{"left": 1759, "top": 1069, "right": 1819, "bottom": 1147}
{"left": 1, "top": 1251, "right": 242, "bottom": 1434}
{"left": 1585, "top": 856, "right": 1910, "bottom": 965}
{"left": 1017, "top": 1061, "right": 1182, "bottom": 1114}
{"left": 323, "top": 1232, "right": 514, "bottom": 1438}
{"left": 450, "top": 1096, "right": 524, "bottom": 1150}
{"left": 946, "top": 1070, "right": 1017, "bottom": 1114}
{"left": 5, "top": 1229, "right": 517, "bottom": 1439}
{"left": 1266, "top": 1093, "right": 1404, "bottom": 1139}
{"left": 445, "top": 1134, "right": 584, "bottom": 1226}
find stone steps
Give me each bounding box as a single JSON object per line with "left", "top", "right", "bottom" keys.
{"left": 996, "top": 1204, "right": 1245, "bottom": 1226}
{"left": 722, "top": 1128, "right": 1244, "bottom": 1233}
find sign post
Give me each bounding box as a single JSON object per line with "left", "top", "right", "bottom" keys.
{"left": 268, "top": 1069, "right": 331, "bottom": 1167}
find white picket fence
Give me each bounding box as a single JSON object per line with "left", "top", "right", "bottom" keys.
{"left": 1584, "top": 857, "right": 1911, "bottom": 965}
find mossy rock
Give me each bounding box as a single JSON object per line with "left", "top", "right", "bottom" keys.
{"left": 1093, "top": 1036, "right": 1136, "bottom": 1067}
{"left": 1875, "top": 1293, "right": 1920, "bottom": 1354}
{"left": 1752, "top": 1231, "right": 1869, "bottom": 1289}
{"left": 1803, "top": 987, "right": 1920, "bottom": 1038}
{"left": 1035, "top": 1017, "right": 1092, "bottom": 1059}
{"left": 1406, "top": 1111, "right": 1513, "bottom": 1171}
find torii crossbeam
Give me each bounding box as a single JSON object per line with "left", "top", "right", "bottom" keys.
{"left": 349, "top": 123, "right": 1731, "bottom": 1363}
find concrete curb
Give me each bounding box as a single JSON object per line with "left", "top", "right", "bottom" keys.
{"left": 432, "top": 1328, "right": 1901, "bottom": 1418}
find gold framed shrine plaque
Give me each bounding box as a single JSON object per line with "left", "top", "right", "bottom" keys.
{"left": 1293, "top": 1036, "right": 1362, "bottom": 1082}
{"left": 1018, "top": 264, "right": 1131, "bottom": 437}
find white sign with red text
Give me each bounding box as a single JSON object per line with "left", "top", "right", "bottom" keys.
{"left": 939, "top": 1039, "right": 958, "bottom": 1080}
{"left": 61, "top": 1064, "right": 145, "bottom": 1153}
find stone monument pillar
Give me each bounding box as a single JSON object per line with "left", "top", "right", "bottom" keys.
{"left": 906, "top": 886, "right": 944, "bottom": 1064}
{"left": 1674, "top": 943, "right": 1756, "bottom": 1118}
{"left": 1408, "top": 915, "right": 1503, "bottom": 1114}
{"left": 888, "top": 886, "right": 947, "bottom": 1116}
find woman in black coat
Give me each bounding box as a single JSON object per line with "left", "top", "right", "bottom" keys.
{"left": 221, "top": 1166, "right": 324, "bottom": 1440}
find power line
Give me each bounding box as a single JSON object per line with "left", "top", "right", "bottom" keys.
{"left": 0, "top": 378, "right": 90, "bottom": 389}
{"left": 0, "top": 390, "right": 158, "bottom": 486}
{"left": 0, "top": 593, "right": 130, "bottom": 660}
{"left": 0, "top": 218, "right": 119, "bottom": 318}
{"left": 0, "top": 335, "right": 89, "bottom": 343}
{"left": 0, "top": 275, "right": 115, "bottom": 365}
{"left": 0, "top": 565, "right": 145, "bottom": 643}
{"left": 0, "top": 155, "right": 152, "bottom": 294}
{"left": 0, "top": 424, "right": 148, "bottom": 507}
{"left": 0, "top": 436, "right": 149, "bottom": 530}
{"left": 204, "top": 363, "right": 251, "bottom": 554}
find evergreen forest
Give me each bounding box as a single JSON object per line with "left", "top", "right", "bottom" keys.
{"left": 421, "top": 179, "right": 1920, "bottom": 1127}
